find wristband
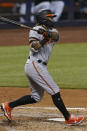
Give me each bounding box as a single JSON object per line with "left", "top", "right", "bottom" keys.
{"left": 40, "top": 39, "right": 48, "bottom": 46}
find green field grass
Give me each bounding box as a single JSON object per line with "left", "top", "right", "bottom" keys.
{"left": 0, "top": 43, "right": 87, "bottom": 89}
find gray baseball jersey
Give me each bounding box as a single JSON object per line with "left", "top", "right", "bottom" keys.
{"left": 25, "top": 25, "right": 60, "bottom": 102}
{"left": 29, "top": 25, "right": 56, "bottom": 64}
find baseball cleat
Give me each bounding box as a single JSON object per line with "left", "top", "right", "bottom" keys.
{"left": 1, "top": 102, "right": 12, "bottom": 122}
{"left": 65, "top": 114, "right": 84, "bottom": 125}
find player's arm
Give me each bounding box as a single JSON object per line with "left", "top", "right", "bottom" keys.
{"left": 44, "top": 29, "right": 60, "bottom": 42}
{"left": 29, "top": 37, "right": 48, "bottom": 52}
{"left": 29, "top": 38, "right": 41, "bottom": 52}
{"left": 50, "top": 30, "right": 60, "bottom": 42}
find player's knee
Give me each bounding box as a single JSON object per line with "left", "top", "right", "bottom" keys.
{"left": 32, "top": 95, "right": 43, "bottom": 103}
{"left": 34, "top": 97, "right": 42, "bottom": 103}
{"left": 51, "top": 92, "right": 61, "bottom": 106}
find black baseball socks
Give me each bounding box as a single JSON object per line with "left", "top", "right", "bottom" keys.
{"left": 52, "top": 92, "right": 70, "bottom": 120}
{"left": 9, "top": 95, "right": 36, "bottom": 108}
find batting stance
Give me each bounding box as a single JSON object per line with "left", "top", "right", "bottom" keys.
{"left": 1, "top": 10, "right": 84, "bottom": 125}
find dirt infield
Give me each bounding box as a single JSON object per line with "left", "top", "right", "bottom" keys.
{"left": 0, "top": 26, "right": 87, "bottom": 46}
{"left": 0, "top": 87, "right": 87, "bottom": 131}
{"left": 0, "top": 26, "right": 87, "bottom": 130}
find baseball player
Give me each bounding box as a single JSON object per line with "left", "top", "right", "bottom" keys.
{"left": 1, "top": 10, "right": 84, "bottom": 125}
{"left": 31, "top": 0, "right": 64, "bottom": 22}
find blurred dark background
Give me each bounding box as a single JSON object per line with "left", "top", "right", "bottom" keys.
{"left": 0, "top": 0, "right": 87, "bottom": 28}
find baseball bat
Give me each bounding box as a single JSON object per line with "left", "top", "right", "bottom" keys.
{"left": 0, "top": 16, "right": 38, "bottom": 32}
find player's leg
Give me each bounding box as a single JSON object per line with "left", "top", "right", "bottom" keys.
{"left": 29, "top": 61, "right": 84, "bottom": 125}
{"left": 29, "top": 61, "right": 69, "bottom": 119}
{"left": 25, "top": 76, "right": 44, "bottom": 103}
{"left": 52, "top": 92, "right": 70, "bottom": 120}
{"left": 1, "top": 63, "right": 44, "bottom": 122}
{"left": 7, "top": 77, "right": 44, "bottom": 108}
{"left": 1, "top": 94, "right": 36, "bottom": 122}
{"left": 51, "top": 92, "right": 84, "bottom": 125}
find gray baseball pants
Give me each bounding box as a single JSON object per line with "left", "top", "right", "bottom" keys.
{"left": 24, "top": 59, "right": 60, "bottom": 102}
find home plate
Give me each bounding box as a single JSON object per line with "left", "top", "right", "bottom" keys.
{"left": 48, "top": 118, "right": 65, "bottom": 122}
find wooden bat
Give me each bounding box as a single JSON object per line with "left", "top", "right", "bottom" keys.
{"left": 0, "top": 16, "right": 38, "bottom": 32}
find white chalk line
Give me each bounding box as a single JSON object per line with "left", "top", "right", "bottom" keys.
{"left": 0, "top": 113, "right": 61, "bottom": 118}
{"left": 6, "top": 127, "right": 23, "bottom": 131}
{"left": 0, "top": 106, "right": 87, "bottom": 118}
{"left": 1, "top": 106, "right": 87, "bottom": 117}
{"left": 15, "top": 106, "right": 87, "bottom": 111}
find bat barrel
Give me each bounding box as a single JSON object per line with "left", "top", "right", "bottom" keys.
{"left": 0, "top": 16, "right": 40, "bottom": 32}
{"left": 0, "top": 16, "right": 31, "bottom": 29}
{"left": 0, "top": 16, "right": 20, "bottom": 26}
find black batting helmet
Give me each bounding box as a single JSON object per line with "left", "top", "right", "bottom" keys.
{"left": 35, "top": 9, "right": 56, "bottom": 28}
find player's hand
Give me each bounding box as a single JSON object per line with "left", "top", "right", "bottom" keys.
{"left": 43, "top": 31, "right": 51, "bottom": 39}
{"left": 37, "top": 28, "right": 51, "bottom": 41}
{"left": 31, "top": 41, "right": 42, "bottom": 51}
{"left": 49, "top": 31, "right": 59, "bottom": 42}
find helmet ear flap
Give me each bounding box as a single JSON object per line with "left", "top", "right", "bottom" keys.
{"left": 35, "top": 14, "right": 44, "bottom": 24}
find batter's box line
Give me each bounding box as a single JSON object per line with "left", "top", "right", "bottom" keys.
{"left": 0, "top": 106, "right": 87, "bottom": 118}
{"left": 14, "top": 106, "right": 87, "bottom": 111}
{"left": 6, "top": 127, "right": 24, "bottom": 131}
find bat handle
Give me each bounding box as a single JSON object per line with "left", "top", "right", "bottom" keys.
{"left": 20, "top": 24, "right": 38, "bottom": 32}
{"left": 20, "top": 24, "right": 31, "bottom": 29}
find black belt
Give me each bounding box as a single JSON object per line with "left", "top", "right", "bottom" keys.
{"left": 28, "top": 56, "right": 47, "bottom": 66}
{"left": 37, "top": 60, "right": 47, "bottom": 65}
